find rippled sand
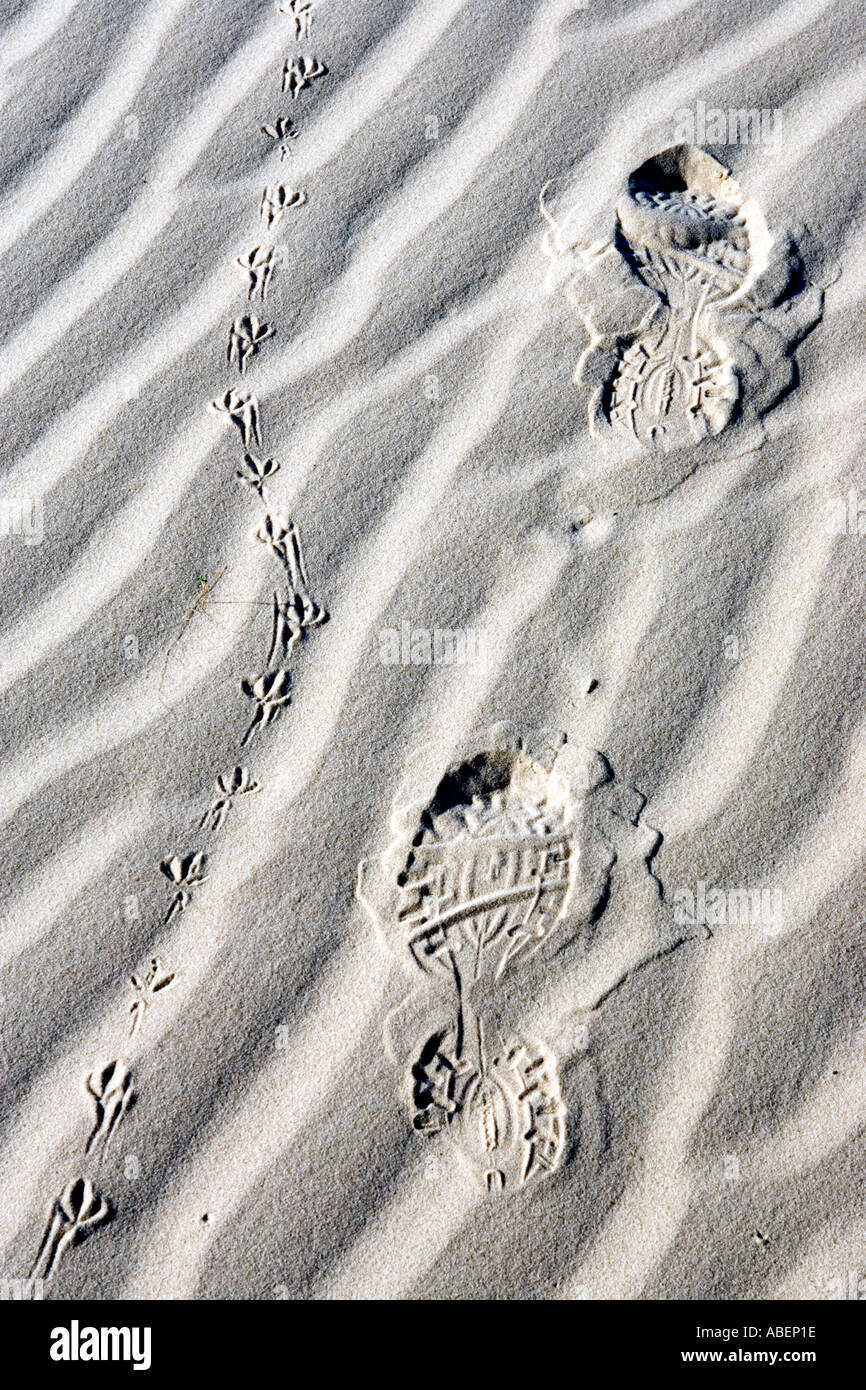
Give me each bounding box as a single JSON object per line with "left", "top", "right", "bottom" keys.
{"left": 1, "top": 0, "right": 865, "bottom": 1300}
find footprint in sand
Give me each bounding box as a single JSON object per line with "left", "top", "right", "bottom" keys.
{"left": 30, "top": 1178, "right": 113, "bottom": 1282}
{"left": 83, "top": 1061, "right": 135, "bottom": 1161}
{"left": 411, "top": 1016, "right": 566, "bottom": 1194}
{"left": 357, "top": 722, "right": 666, "bottom": 1192}
{"left": 542, "top": 144, "right": 825, "bottom": 501}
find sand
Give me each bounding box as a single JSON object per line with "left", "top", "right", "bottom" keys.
{"left": 1, "top": 0, "right": 865, "bottom": 1301}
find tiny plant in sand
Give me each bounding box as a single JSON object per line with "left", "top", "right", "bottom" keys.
{"left": 159, "top": 568, "right": 226, "bottom": 701}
